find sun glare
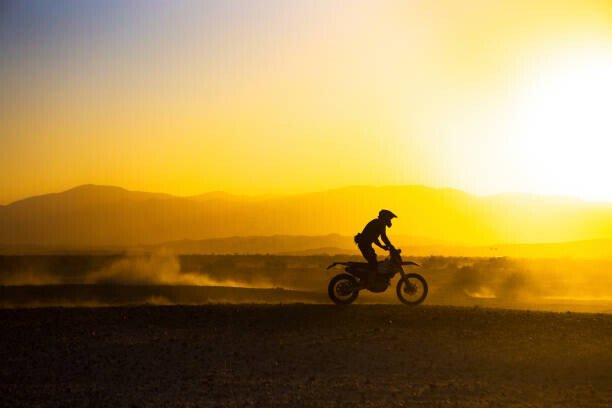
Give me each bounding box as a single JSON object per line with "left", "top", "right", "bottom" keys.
{"left": 511, "top": 45, "right": 612, "bottom": 202}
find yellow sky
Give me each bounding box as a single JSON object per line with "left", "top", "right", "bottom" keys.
{"left": 2, "top": 0, "right": 612, "bottom": 204}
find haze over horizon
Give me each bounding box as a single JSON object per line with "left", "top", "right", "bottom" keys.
{"left": 3, "top": 183, "right": 612, "bottom": 252}
{"left": 5, "top": 182, "right": 612, "bottom": 207}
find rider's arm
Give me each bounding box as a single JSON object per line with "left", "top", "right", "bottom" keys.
{"left": 373, "top": 238, "right": 386, "bottom": 249}
{"left": 380, "top": 230, "right": 392, "bottom": 249}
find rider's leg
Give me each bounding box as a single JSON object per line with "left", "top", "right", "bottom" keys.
{"left": 358, "top": 244, "right": 377, "bottom": 286}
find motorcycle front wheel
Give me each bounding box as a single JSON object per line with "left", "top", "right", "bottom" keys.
{"left": 396, "top": 273, "right": 428, "bottom": 305}
{"left": 328, "top": 273, "right": 359, "bottom": 305}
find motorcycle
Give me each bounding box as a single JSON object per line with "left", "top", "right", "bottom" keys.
{"left": 326, "top": 247, "right": 428, "bottom": 305}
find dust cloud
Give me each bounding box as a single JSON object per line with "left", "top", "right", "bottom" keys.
{"left": 425, "top": 257, "right": 612, "bottom": 312}
{"left": 0, "top": 253, "right": 274, "bottom": 288}
{"left": 0, "top": 269, "right": 61, "bottom": 286}
{"left": 1, "top": 253, "right": 611, "bottom": 311}
{"left": 444, "top": 258, "right": 540, "bottom": 301}
{"left": 90, "top": 253, "right": 305, "bottom": 292}
{"left": 86, "top": 254, "right": 207, "bottom": 286}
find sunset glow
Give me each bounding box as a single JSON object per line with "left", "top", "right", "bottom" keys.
{"left": 509, "top": 44, "right": 612, "bottom": 202}
{"left": 2, "top": 0, "right": 612, "bottom": 203}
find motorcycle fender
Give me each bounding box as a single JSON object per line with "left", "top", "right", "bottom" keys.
{"left": 346, "top": 266, "right": 366, "bottom": 280}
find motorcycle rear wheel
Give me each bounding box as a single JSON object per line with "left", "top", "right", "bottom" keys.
{"left": 396, "top": 273, "right": 428, "bottom": 305}
{"left": 328, "top": 273, "right": 359, "bottom": 305}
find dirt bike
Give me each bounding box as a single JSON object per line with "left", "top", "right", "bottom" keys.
{"left": 326, "top": 247, "right": 427, "bottom": 305}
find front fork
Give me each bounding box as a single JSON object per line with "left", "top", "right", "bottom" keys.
{"left": 397, "top": 267, "right": 407, "bottom": 282}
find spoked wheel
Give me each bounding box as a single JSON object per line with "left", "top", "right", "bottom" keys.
{"left": 396, "top": 273, "right": 428, "bottom": 305}
{"left": 328, "top": 273, "right": 359, "bottom": 305}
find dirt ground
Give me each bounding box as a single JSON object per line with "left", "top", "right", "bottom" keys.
{"left": 1, "top": 305, "right": 610, "bottom": 407}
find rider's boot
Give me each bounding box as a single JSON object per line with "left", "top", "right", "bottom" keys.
{"left": 363, "top": 267, "right": 377, "bottom": 289}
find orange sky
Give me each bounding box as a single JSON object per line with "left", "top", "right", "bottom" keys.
{"left": 2, "top": 0, "right": 612, "bottom": 204}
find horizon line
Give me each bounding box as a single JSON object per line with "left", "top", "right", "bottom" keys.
{"left": 3, "top": 182, "right": 610, "bottom": 207}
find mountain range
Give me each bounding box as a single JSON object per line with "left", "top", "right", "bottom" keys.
{"left": 1, "top": 184, "right": 612, "bottom": 255}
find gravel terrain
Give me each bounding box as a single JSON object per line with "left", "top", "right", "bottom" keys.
{"left": 1, "top": 305, "right": 610, "bottom": 407}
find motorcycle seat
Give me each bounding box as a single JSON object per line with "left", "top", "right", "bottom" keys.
{"left": 345, "top": 261, "right": 384, "bottom": 267}
{"left": 326, "top": 260, "right": 386, "bottom": 270}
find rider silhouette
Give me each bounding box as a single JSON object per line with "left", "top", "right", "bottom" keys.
{"left": 354, "top": 209, "right": 397, "bottom": 285}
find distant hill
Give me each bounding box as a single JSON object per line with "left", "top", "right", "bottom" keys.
{"left": 3, "top": 233, "right": 611, "bottom": 259}
{"left": 1, "top": 184, "right": 612, "bottom": 249}
{"left": 146, "top": 236, "right": 612, "bottom": 259}
{"left": 150, "top": 234, "right": 354, "bottom": 255}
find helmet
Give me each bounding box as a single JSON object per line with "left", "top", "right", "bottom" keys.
{"left": 378, "top": 209, "right": 397, "bottom": 220}
{"left": 378, "top": 209, "right": 397, "bottom": 227}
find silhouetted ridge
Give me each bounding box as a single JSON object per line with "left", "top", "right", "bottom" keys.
{"left": 1, "top": 184, "right": 612, "bottom": 247}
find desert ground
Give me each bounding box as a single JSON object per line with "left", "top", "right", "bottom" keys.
{"left": 1, "top": 304, "right": 610, "bottom": 407}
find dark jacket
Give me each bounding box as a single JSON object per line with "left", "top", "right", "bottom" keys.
{"left": 354, "top": 218, "right": 391, "bottom": 249}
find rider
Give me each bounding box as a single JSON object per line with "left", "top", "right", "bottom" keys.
{"left": 354, "top": 209, "right": 397, "bottom": 286}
